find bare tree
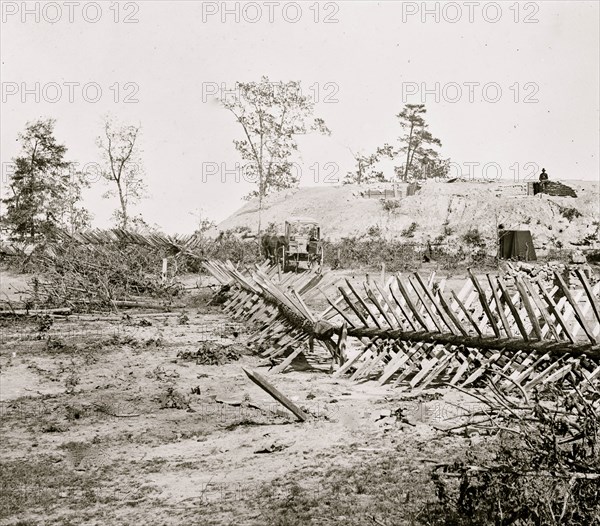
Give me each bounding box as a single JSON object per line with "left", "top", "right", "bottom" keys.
{"left": 97, "top": 117, "right": 146, "bottom": 229}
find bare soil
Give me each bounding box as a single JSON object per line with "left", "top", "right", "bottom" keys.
{"left": 0, "top": 273, "right": 482, "bottom": 526}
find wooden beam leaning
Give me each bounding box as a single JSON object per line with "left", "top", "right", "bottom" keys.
{"left": 413, "top": 272, "right": 457, "bottom": 335}
{"left": 486, "top": 274, "right": 513, "bottom": 338}
{"left": 242, "top": 368, "right": 308, "bottom": 421}
{"left": 554, "top": 271, "right": 598, "bottom": 344}
{"left": 468, "top": 269, "right": 501, "bottom": 338}
{"left": 497, "top": 277, "right": 530, "bottom": 341}
{"left": 575, "top": 269, "right": 600, "bottom": 328}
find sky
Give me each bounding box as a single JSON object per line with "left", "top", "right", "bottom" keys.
{"left": 1, "top": 0, "right": 599, "bottom": 233}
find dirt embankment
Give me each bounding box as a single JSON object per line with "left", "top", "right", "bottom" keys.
{"left": 213, "top": 180, "right": 599, "bottom": 252}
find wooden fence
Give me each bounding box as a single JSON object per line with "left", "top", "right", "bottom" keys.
{"left": 203, "top": 260, "right": 600, "bottom": 400}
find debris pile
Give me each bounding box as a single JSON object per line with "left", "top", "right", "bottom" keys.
{"left": 505, "top": 261, "right": 596, "bottom": 287}
{"left": 432, "top": 378, "right": 599, "bottom": 523}
{"left": 178, "top": 342, "right": 243, "bottom": 365}
{"left": 20, "top": 242, "right": 183, "bottom": 313}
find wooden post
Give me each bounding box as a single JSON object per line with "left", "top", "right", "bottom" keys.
{"left": 161, "top": 258, "right": 168, "bottom": 283}
{"left": 380, "top": 262, "right": 386, "bottom": 285}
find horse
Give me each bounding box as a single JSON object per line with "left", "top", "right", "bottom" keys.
{"left": 261, "top": 234, "right": 287, "bottom": 265}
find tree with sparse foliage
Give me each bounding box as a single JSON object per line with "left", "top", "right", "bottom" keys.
{"left": 62, "top": 169, "right": 93, "bottom": 234}
{"left": 394, "top": 104, "right": 446, "bottom": 181}
{"left": 97, "top": 117, "right": 146, "bottom": 230}
{"left": 220, "top": 76, "right": 330, "bottom": 233}
{"left": 344, "top": 144, "right": 395, "bottom": 184}
{"left": 1, "top": 118, "right": 90, "bottom": 241}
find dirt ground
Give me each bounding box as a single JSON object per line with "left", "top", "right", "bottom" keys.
{"left": 0, "top": 271, "right": 496, "bottom": 525}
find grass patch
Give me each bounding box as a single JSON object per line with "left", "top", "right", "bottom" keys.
{"left": 0, "top": 459, "right": 102, "bottom": 520}
{"left": 249, "top": 449, "right": 459, "bottom": 525}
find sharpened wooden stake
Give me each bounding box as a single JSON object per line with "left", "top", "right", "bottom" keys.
{"left": 242, "top": 368, "right": 308, "bottom": 422}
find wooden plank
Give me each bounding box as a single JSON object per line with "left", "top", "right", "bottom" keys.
{"left": 352, "top": 340, "right": 391, "bottom": 380}
{"left": 409, "top": 275, "right": 445, "bottom": 333}
{"left": 378, "top": 342, "right": 416, "bottom": 385}
{"left": 497, "top": 277, "right": 529, "bottom": 341}
{"left": 271, "top": 346, "right": 306, "bottom": 374}
{"left": 388, "top": 281, "right": 418, "bottom": 331}
{"left": 450, "top": 290, "right": 483, "bottom": 337}
{"left": 338, "top": 286, "right": 370, "bottom": 327}
{"left": 334, "top": 348, "right": 374, "bottom": 377}
{"left": 524, "top": 359, "right": 565, "bottom": 391}
{"left": 365, "top": 284, "right": 396, "bottom": 329}
{"left": 320, "top": 288, "right": 356, "bottom": 327}
{"left": 486, "top": 274, "right": 513, "bottom": 338}
{"left": 449, "top": 348, "right": 471, "bottom": 385}
{"left": 409, "top": 357, "right": 439, "bottom": 388}
{"left": 417, "top": 351, "right": 456, "bottom": 390}
{"left": 337, "top": 322, "right": 348, "bottom": 363}
{"left": 461, "top": 352, "right": 502, "bottom": 386}
{"left": 374, "top": 280, "right": 406, "bottom": 329}
{"left": 575, "top": 268, "right": 600, "bottom": 325}
{"left": 535, "top": 282, "right": 575, "bottom": 343}
{"left": 0, "top": 307, "right": 73, "bottom": 317}
{"left": 450, "top": 279, "right": 473, "bottom": 312}
{"left": 436, "top": 290, "right": 469, "bottom": 336}
{"left": 395, "top": 276, "right": 430, "bottom": 331}
{"left": 522, "top": 278, "right": 561, "bottom": 341}
{"left": 242, "top": 368, "right": 308, "bottom": 421}
{"left": 554, "top": 271, "right": 598, "bottom": 343}
{"left": 468, "top": 269, "right": 501, "bottom": 338}
{"left": 514, "top": 276, "right": 543, "bottom": 340}
{"left": 346, "top": 279, "right": 382, "bottom": 328}
{"left": 414, "top": 272, "right": 457, "bottom": 334}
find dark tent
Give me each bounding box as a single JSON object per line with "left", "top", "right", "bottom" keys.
{"left": 498, "top": 230, "right": 537, "bottom": 261}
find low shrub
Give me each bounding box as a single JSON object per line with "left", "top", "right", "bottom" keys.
{"left": 380, "top": 199, "right": 402, "bottom": 214}
{"left": 558, "top": 205, "right": 583, "bottom": 221}
{"left": 401, "top": 222, "right": 418, "bottom": 238}
{"left": 461, "top": 228, "right": 485, "bottom": 246}
{"left": 425, "top": 382, "right": 600, "bottom": 526}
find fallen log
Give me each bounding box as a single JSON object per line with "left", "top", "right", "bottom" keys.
{"left": 110, "top": 300, "right": 185, "bottom": 310}
{"left": 0, "top": 307, "right": 72, "bottom": 317}
{"left": 345, "top": 327, "right": 600, "bottom": 359}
